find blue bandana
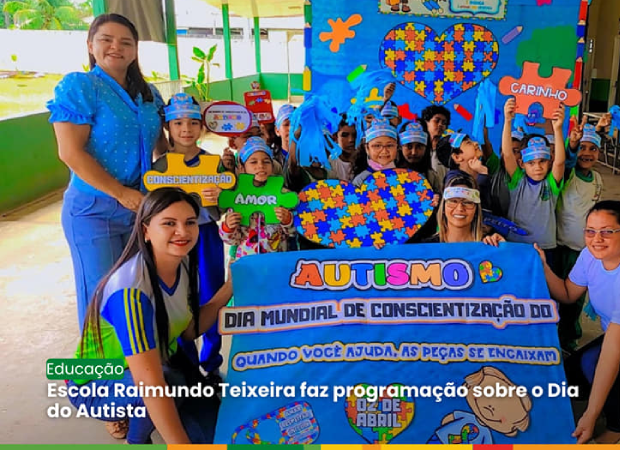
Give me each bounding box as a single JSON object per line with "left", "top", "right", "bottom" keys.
{"left": 511, "top": 130, "right": 524, "bottom": 141}
{"left": 449, "top": 133, "right": 468, "bottom": 149}
{"left": 365, "top": 118, "right": 398, "bottom": 142}
{"left": 399, "top": 122, "right": 428, "bottom": 145}
{"left": 239, "top": 136, "right": 273, "bottom": 164}
{"left": 581, "top": 124, "right": 601, "bottom": 148}
{"left": 276, "top": 104, "right": 296, "bottom": 129}
{"left": 522, "top": 136, "right": 551, "bottom": 163}
{"left": 164, "top": 93, "right": 201, "bottom": 122}
{"left": 381, "top": 103, "right": 399, "bottom": 119}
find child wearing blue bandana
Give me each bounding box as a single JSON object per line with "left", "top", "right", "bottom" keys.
{"left": 502, "top": 98, "right": 566, "bottom": 260}
{"left": 152, "top": 93, "right": 225, "bottom": 383}
{"left": 352, "top": 118, "right": 399, "bottom": 187}
{"left": 556, "top": 119, "right": 604, "bottom": 351}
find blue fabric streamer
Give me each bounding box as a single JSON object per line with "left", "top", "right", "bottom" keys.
{"left": 289, "top": 94, "right": 342, "bottom": 169}
{"left": 347, "top": 69, "right": 396, "bottom": 148}
{"left": 513, "top": 113, "right": 529, "bottom": 135}
{"left": 608, "top": 105, "right": 620, "bottom": 138}
{"left": 472, "top": 79, "right": 497, "bottom": 143}
{"left": 482, "top": 210, "right": 528, "bottom": 236}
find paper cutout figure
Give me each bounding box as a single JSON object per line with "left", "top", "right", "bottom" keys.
{"left": 379, "top": 23, "right": 499, "bottom": 105}
{"left": 345, "top": 383, "right": 415, "bottom": 444}
{"left": 319, "top": 14, "right": 363, "bottom": 53}
{"left": 143, "top": 153, "right": 236, "bottom": 206}
{"left": 428, "top": 366, "right": 532, "bottom": 444}
{"left": 231, "top": 401, "right": 319, "bottom": 444}
{"left": 498, "top": 62, "right": 582, "bottom": 119}
{"left": 218, "top": 174, "right": 299, "bottom": 226}
{"left": 203, "top": 101, "right": 253, "bottom": 136}
{"left": 295, "top": 169, "right": 433, "bottom": 248}
{"left": 244, "top": 89, "right": 274, "bottom": 123}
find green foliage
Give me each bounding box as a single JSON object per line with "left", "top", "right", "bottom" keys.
{"left": 183, "top": 44, "right": 219, "bottom": 101}
{"left": 3, "top": 0, "right": 88, "bottom": 30}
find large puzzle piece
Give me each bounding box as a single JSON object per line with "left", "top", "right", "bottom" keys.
{"left": 498, "top": 61, "right": 582, "bottom": 119}
{"left": 218, "top": 174, "right": 299, "bottom": 226}
{"left": 295, "top": 169, "right": 433, "bottom": 248}
{"left": 143, "top": 153, "right": 236, "bottom": 206}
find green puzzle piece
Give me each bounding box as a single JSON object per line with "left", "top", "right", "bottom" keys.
{"left": 218, "top": 174, "right": 299, "bottom": 226}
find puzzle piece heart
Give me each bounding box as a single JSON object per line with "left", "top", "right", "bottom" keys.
{"left": 345, "top": 383, "right": 415, "bottom": 444}
{"left": 479, "top": 260, "right": 503, "bottom": 283}
{"left": 379, "top": 23, "right": 499, "bottom": 105}
{"left": 219, "top": 174, "right": 299, "bottom": 226}
{"left": 295, "top": 169, "right": 433, "bottom": 248}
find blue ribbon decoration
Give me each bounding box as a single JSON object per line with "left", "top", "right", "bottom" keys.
{"left": 472, "top": 79, "right": 497, "bottom": 143}
{"left": 608, "top": 105, "right": 620, "bottom": 138}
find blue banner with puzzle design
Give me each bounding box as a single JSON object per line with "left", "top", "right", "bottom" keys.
{"left": 308, "top": 0, "right": 586, "bottom": 140}
{"left": 214, "top": 243, "right": 576, "bottom": 445}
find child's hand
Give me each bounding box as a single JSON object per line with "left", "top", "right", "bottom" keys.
{"left": 533, "top": 243, "right": 547, "bottom": 265}
{"left": 482, "top": 233, "right": 505, "bottom": 247}
{"left": 222, "top": 147, "right": 236, "bottom": 171}
{"left": 274, "top": 207, "right": 293, "bottom": 225}
{"left": 468, "top": 158, "right": 488, "bottom": 175}
{"left": 225, "top": 211, "right": 242, "bottom": 230}
{"left": 551, "top": 104, "right": 566, "bottom": 132}
{"left": 569, "top": 115, "right": 586, "bottom": 148}
{"left": 504, "top": 98, "right": 516, "bottom": 121}
{"left": 373, "top": 241, "right": 386, "bottom": 250}
{"left": 596, "top": 112, "right": 611, "bottom": 132}
{"left": 383, "top": 82, "right": 396, "bottom": 102}
{"left": 573, "top": 411, "right": 597, "bottom": 444}
{"left": 431, "top": 194, "right": 440, "bottom": 208}
{"left": 201, "top": 187, "right": 222, "bottom": 205}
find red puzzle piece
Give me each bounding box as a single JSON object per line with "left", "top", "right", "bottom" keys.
{"left": 498, "top": 62, "right": 582, "bottom": 119}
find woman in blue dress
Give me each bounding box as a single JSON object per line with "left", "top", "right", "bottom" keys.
{"left": 47, "top": 14, "right": 165, "bottom": 331}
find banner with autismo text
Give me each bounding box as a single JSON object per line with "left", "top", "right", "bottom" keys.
{"left": 214, "top": 243, "right": 576, "bottom": 445}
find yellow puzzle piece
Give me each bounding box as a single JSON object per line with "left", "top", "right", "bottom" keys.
{"left": 143, "top": 153, "right": 236, "bottom": 206}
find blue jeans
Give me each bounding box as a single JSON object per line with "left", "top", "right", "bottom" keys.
{"left": 67, "top": 359, "right": 220, "bottom": 443}
{"left": 61, "top": 186, "right": 134, "bottom": 329}
{"left": 178, "top": 222, "right": 225, "bottom": 373}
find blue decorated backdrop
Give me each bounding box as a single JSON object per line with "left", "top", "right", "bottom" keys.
{"left": 214, "top": 243, "right": 576, "bottom": 444}
{"left": 308, "top": 0, "right": 585, "bottom": 140}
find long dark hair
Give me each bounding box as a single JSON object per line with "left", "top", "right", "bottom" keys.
{"left": 80, "top": 188, "right": 201, "bottom": 360}
{"left": 88, "top": 13, "right": 154, "bottom": 102}
{"left": 436, "top": 173, "right": 482, "bottom": 243}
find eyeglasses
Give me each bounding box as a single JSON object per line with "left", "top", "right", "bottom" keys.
{"left": 583, "top": 228, "right": 620, "bottom": 238}
{"left": 369, "top": 143, "right": 397, "bottom": 151}
{"left": 445, "top": 199, "right": 477, "bottom": 210}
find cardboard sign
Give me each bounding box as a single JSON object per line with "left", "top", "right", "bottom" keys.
{"left": 214, "top": 243, "right": 576, "bottom": 444}
{"left": 244, "top": 89, "right": 274, "bottom": 123}
{"left": 203, "top": 101, "right": 253, "bottom": 136}
{"left": 295, "top": 169, "right": 433, "bottom": 248}
{"left": 144, "top": 153, "right": 236, "bottom": 206}
{"left": 498, "top": 62, "right": 582, "bottom": 119}
{"left": 218, "top": 174, "right": 299, "bottom": 226}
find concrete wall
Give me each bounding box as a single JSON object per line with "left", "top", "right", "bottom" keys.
{"left": 588, "top": 0, "right": 620, "bottom": 81}
{"left": 0, "top": 73, "right": 300, "bottom": 214}
{"left": 0, "top": 112, "right": 69, "bottom": 213}
{"left": 0, "top": 29, "right": 304, "bottom": 81}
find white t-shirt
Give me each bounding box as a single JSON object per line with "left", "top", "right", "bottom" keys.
{"left": 557, "top": 169, "right": 603, "bottom": 251}
{"left": 569, "top": 247, "right": 620, "bottom": 331}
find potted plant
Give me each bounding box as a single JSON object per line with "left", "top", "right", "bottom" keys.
{"left": 184, "top": 44, "right": 219, "bottom": 111}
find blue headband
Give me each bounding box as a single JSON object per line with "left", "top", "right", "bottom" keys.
{"left": 581, "top": 124, "right": 601, "bottom": 148}
{"left": 276, "top": 104, "right": 295, "bottom": 128}
{"left": 399, "top": 122, "right": 427, "bottom": 145}
{"left": 239, "top": 136, "right": 273, "bottom": 164}
{"left": 164, "top": 93, "right": 201, "bottom": 122}
{"left": 449, "top": 133, "right": 468, "bottom": 149}
{"left": 381, "top": 103, "right": 399, "bottom": 119}
{"left": 522, "top": 136, "right": 551, "bottom": 163}
{"left": 511, "top": 130, "right": 524, "bottom": 141}
{"left": 365, "top": 118, "right": 398, "bottom": 142}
